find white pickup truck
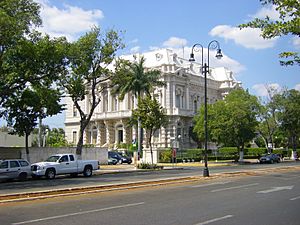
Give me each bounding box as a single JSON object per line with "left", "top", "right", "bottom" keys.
{"left": 31, "top": 154, "right": 99, "bottom": 179}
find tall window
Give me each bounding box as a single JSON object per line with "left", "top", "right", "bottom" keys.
{"left": 194, "top": 99, "right": 197, "bottom": 114}
{"left": 175, "top": 87, "right": 185, "bottom": 109}
{"left": 103, "top": 90, "right": 108, "bottom": 112}
{"left": 112, "top": 96, "right": 118, "bottom": 111}
{"left": 72, "top": 131, "right": 77, "bottom": 144}
{"left": 73, "top": 104, "right": 77, "bottom": 117}
{"left": 92, "top": 126, "right": 97, "bottom": 145}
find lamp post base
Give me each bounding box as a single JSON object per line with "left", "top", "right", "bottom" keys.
{"left": 203, "top": 167, "right": 209, "bottom": 177}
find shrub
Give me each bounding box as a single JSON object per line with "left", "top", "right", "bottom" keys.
{"left": 159, "top": 149, "right": 172, "bottom": 162}
{"left": 137, "top": 163, "right": 163, "bottom": 169}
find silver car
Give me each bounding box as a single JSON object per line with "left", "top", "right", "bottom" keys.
{"left": 0, "top": 159, "right": 31, "bottom": 181}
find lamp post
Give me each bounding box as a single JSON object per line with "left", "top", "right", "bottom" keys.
{"left": 189, "top": 40, "right": 223, "bottom": 177}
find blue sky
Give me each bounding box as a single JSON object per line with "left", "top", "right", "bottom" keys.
{"left": 2, "top": 0, "right": 300, "bottom": 128}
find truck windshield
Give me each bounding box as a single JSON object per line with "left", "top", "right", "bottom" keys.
{"left": 45, "top": 156, "right": 60, "bottom": 162}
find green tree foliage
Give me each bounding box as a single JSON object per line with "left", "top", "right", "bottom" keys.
{"left": 0, "top": 0, "right": 41, "bottom": 105}
{"left": 0, "top": 0, "right": 41, "bottom": 49}
{"left": 194, "top": 89, "right": 260, "bottom": 161}
{"left": 47, "top": 128, "right": 68, "bottom": 147}
{"left": 239, "top": 0, "right": 300, "bottom": 66}
{"left": 4, "top": 89, "right": 41, "bottom": 157}
{"left": 62, "top": 27, "right": 124, "bottom": 156}
{"left": 129, "top": 96, "right": 168, "bottom": 164}
{"left": 273, "top": 89, "right": 300, "bottom": 155}
{"left": 2, "top": 86, "right": 64, "bottom": 156}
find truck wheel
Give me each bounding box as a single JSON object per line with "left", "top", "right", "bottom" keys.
{"left": 83, "top": 166, "right": 92, "bottom": 177}
{"left": 45, "top": 168, "right": 56, "bottom": 179}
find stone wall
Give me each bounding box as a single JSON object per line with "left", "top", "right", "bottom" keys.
{"left": 0, "top": 147, "right": 108, "bottom": 164}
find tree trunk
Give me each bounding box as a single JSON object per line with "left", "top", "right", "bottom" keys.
{"left": 239, "top": 145, "right": 244, "bottom": 162}
{"left": 38, "top": 116, "right": 42, "bottom": 147}
{"left": 25, "top": 132, "right": 30, "bottom": 162}
{"left": 137, "top": 118, "right": 141, "bottom": 160}
{"left": 76, "top": 125, "right": 85, "bottom": 158}
{"left": 149, "top": 132, "right": 153, "bottom": 165}
{"left": 291, "top": 135, "right": 298, "bottom": 160}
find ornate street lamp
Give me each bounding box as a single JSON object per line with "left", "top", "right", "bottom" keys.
{"left": 189, "top": 40, "right": 223, "bottom": 177}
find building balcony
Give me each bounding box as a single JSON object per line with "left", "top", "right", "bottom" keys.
{"left": 95, "top": 110, "right": 132, "bottom": 120}
{"left": 166, "top": 108, "right": 195, "bottom": 117}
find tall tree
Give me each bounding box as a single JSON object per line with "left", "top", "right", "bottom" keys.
{"left": 62, "top": 27, "right": 123, "bottom": 156}
{"left": 273, "top": 89, "right": 300, "bottom": 158}
{"left": 129, "top": 96, "right": 167, "bottom": 164}
{"left": 239, "top": 0, "right": 300, "bottom": 66}
{"left": 111, "top": 56, "right": 165, "bottom": 159}
{"left": 194, "top": 89, "right": 260, "bottom": 161}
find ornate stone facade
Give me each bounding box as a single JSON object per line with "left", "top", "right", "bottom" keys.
{"left": 64, "top": 49, "right": 241, "bottom": 152}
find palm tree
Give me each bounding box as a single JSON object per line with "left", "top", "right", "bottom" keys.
{"left": 111, "top": 56, "right": 165, "bottom": 159}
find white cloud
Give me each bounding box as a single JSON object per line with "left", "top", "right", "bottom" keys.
{"left": 295, "top": 84, "right": 300, "bottom": 91}
{"left": 129, "top": 39, "right": 139, "bottom": 44}
{"left": 210, "top": 25, "right": 278, "bottom": 49}
{"left": 252, "top": 83, "right": 281, "bottom": 96}
{"left": 149, "top": 46, "right": 160, "bottom": 51}
{"left": 36, "top": 0, "right": 103, "bottom": 41}
{"left": 130, "top": 46, "right": 140, "bottom": 53}
{"left": 163, "top": 37, "right": 188, "bottom": 48}
{"left": 292, "top": 37, "right": 300, "bottom": 49}
{"left": 249, "top": 5, "right": 280, "bottom": 21}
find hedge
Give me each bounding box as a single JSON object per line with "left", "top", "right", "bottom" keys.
{"left": 158, "top": 147, "right": 300, "bottom": 162}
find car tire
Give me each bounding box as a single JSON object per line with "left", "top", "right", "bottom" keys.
{"left": 45, "top": 168, "right": 56, "bottom": 179}
{"left": 83, "top": 166, "right": 93, "bottom": 177}
{"left": 18, "top": 172, "right": 27, "bottom": 181}
{"left": 70, "top": 173, "right": 78, "bottom": 177}
{"left": 32, "top": 174, "right": 41, "bottom": 180}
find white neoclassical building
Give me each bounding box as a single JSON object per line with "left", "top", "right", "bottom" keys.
{"left": 64, "top": 49, "right": 241, "bottom": 160}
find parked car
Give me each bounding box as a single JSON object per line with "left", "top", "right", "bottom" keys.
{"left": 0, "top": 159, "right": 31, "bottom": 181}
{"left": 259, "top": 153, "right": 281, "bottom": 164}
{"left": 108, "top": 151, "right": 132, "bottom": 164}
{"left": 31, "top": 154, "right": 99, "bottom": 179}
{"left": 108, "top": 157, "right": 118, "bottom": 165}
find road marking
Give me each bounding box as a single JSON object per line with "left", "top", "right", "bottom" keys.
{"left": 12, "top": 202, "right": 145, "bottom": 225}
{"left": 194, "top": 215, "right": 234, "bottom": 225}
{"left": 191, "top": 181, "right": 231, "bottom": 188}
{"left": 290, "top": 196, "right": 300, "bottom": 201}
{"left": 278, "top": 175, "right": 300, "bottom": 180}
{"left": 257, "top": 186, "right": 294, "bottom": 194}
{"left": 211, "top": 183, "right": 259, "bottom": 192}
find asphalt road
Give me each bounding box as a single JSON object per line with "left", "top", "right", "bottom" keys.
{"left": 0, "top": 161, "right": 299, "bottom": 196}
{"left": 1, "top": 163, "right": 300, "bottom": 225}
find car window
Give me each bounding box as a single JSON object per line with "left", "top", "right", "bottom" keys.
{"left": 69, "top": 155, "right": 75, "bottom": 161}
{"left": 10, "top": 161, "right": 20, "bottom": 168}
{"left": 46, "top": 156, "right": 60, "bottom": 162}
{"left": 0, "top": 161, "right": 8, "bottom": 169}
{"left": 60, "top": 155, "right": 69, "bottom": 162}
{"left": 19, "top": 160, "right": 29, "bottom": 167}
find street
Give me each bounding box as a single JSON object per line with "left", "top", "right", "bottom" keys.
{"left": 0, "top": 161, "right": 299, "bottom": 196}
{"left": 1, "top": 163, "right": 300, "bottom": 225}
